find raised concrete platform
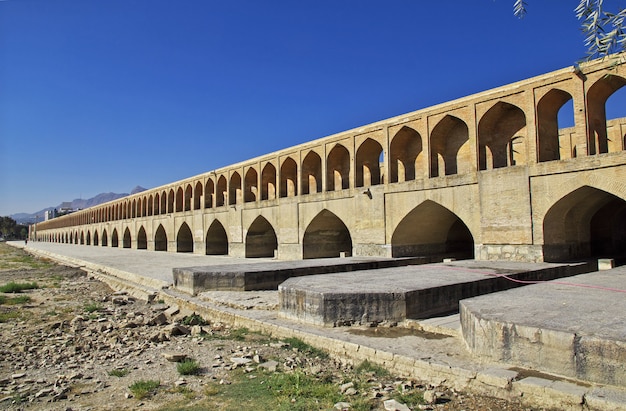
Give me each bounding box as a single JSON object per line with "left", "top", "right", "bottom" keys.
{"left": 461, "top": 267, "right": 626, "bottom": 388}
{"left": 172, "top": 256, "right": 434, "bottom": 294}
{"left": 278, "top": 260, "right": 592, "bottom": 326}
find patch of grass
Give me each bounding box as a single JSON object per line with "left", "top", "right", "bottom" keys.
{"left": 354, "top": 359, "right": 390, "bottom": 378}
{"left": 282, "top": 337, "right": 328, "bottom": 359}
{"left": 0, "top": 311, "right": 20, "bottom": 323}
{"left": 0, "top": 281, "right": 39, "bottom": 293}
{"left": 129, "top": 379, "right": 160, "bottom": 400}
{"left": 1, "top": 295, "right": 31, "bottom": 305}
{"left": 181, "top": 313, "right": 207, "bottom": 326}
{"left": 84, "top": 302, "right": 102, "bottom": 313}
{"left": 169, "top": 385, "right": 196, "bottom": 399}
{"left": 177, "top": 359, "right": 201, "bottom": 376}
{"left": 390, "top": 389, "right": 425, "bottom": 408}
{"left": 108, "top": 368, "right": 130, "bottom": 377}
{"left": 200, "top": 327, "right": 249, "bottom": 342}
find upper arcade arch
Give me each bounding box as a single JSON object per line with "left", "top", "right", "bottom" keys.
{"left": 478, "top": 101, "right": 527, "bottom": 170}
{"left": 587, "top": 74, "right": 626, "bottom": 155}
{"left": 326, "top": 144, "right": 350, "bottom": 191}
{"left": 301, "top": 151, "right": 322, "bottom": 195}
{"left": 430, "top": 115, "right": 470, "bottom": 177}
{"left": 356, "top": 138, "right": 383, "bottom": 187}
{"left": 537, "top": 88, "right": 575, "bottom": 162}
{"left": 280, "top": 157, "right": 298, "bottom": 198}
{"left": 390, "top": 126, "right": 423, "bottom": 183}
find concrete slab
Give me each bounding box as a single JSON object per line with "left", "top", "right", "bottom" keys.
{"left": 278, "top": 260, "right": 591, "bottom": 326}
{"left": 461, "top": 267, "right": 626, "bottom": 387}
{"left": 172, "top": 256, "right": 433, "bottom": 294}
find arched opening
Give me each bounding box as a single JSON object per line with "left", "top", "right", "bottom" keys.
{"left": 587, "top": 74, "right": 626, "bottom": 155}
{"left": 229, "top": 172, "right": 241, "bottom": 206}
{"left": 244, "top": 168, "right": 258, "bottom": 203}
{"left": 245, "top": 216, "right": 277, "bottom": 258}
{"left": 430, "top": 115, "right": 470, "bottom": 177}
{"left": 205, "top": 179, "right": 215, "bottom": 208}
{"left": 326, "top": 144, "right": 350, "bottom": 191}
{"left": 123, "top": 228, "right": 131, "bottom": 249}
{"left": 176, "top": 187, "right": 184, "bottom": 212}
{"left": 137, "top": 226, "right": 147, "bottom": 249}
{"left": 537, "top": 89, "right": 574, "bottom": 162}
{"left": 148, "top": 195, "right": 154, "bottom": 216}
{"left": 102, "top": 229, "right": 108, "bottom": 246}
{"left": 111, "top": 229, "right": 119, "bottom": 247}
{"left": 155, "top": 225, "right": 167, "bottom": 251}
{"left": 177, "top": 222, "right": 194, "bottom": 253}
{"left": 301, "top": 151, "right": 322, "bottom": 195}
{"left": 168, "top": 189, "right": 175, "bottom": 213}
{"left": 154, "top": 193, "right": 160, "bottom": 215}
{"left": 161, "top": 191, "right": 167, "bottom": 215}
{"left": 184, "top": 184, "right": 192, "bottom": 211}
{"left": 543, "top": 186, "right": 626, "bottom": 262}
{"left": 356, "top": 138, "right": 383, "bottom": 187}
{"left": 391, "top": 200, "right": 474, "bottom": 259}
{"left": 206, "top": 220, "right": 228, "bottom": 255}
{"left": 280, "top": 157, "right": 298, "bottom": 197}
{"left": 194, "top": 182, "right": 203, "bottom": 210}
{"left": 86, "top": 231, "right": 91, "bottom": 246}
{"left": 93, "top": 230, "right": 99, "bottom": 246}
{"left": 303, "top": 210, "right": 352, "bottom": 259}
{"left": 261, "top": 163, "right": 277, "bottom": 200}
{"left": 216, "top": 176, "right": 227, "bottom": 207}
{"left": 390, "top": 126, "right": 423, "bottom": 183}
{"left": 478, "top": 102, "right": 527, "bottom": 170}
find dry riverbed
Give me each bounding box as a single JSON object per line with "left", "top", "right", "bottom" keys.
{"left": 0, "top": 243, "right": 553, "bottom": 410}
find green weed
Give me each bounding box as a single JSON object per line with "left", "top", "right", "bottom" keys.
{"left": 129, "top": 379, "right": 160, "bottom": 399}
{"left": 177, "top": 359, "right": 201, "bottom": 376}
{"left": 0, "top": 281, "right": 39, "bottom": 293}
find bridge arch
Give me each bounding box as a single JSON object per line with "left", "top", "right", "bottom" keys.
{"left": 184, "top": 184, "right": 192, "bottom": 211}
{"left": 177, "top": 222, "right": 193, "bottom": 253}
{"left": 587, "top": 74, "right": 626, "bottom": 155}
{"left": 176, "top": 187, "right": 184, "bottom": 212}
{"left": 229, "top": 172, "right": 242, "bottom": 206}
{"left": 537, "top": 88, "right": 574, "bottom": 162}
{"left": 123, "top": 228, "right": 131, "bottom": 248}
{"left": 155, "top": 224, "right": 167, "bottom": 251}
{"left": 261, "top": 162, "right": 277, "bottom": 200}
{"left": 86, "top": 231, "right": 91, "bottom": 246}
{"left": 430, "top": 115, "right": 470, "bottom": 177}
{"left": 280, "top": 157, "right": 298, "bottom": 197}
{"left": 137, "top": 226, "right": 148, "bottom": 249}
{"left": 390, "top": 126, "right": 423, "bottom": 183}
{"left": 102, "top": 229, "right": 108, "bottom": 246}
{"left": 216, "top": 176, "right": 227, "bottom": 207}
{"left": 326, "top": 144, "right": 350, "bottom": 191}
{"left": 244, "top": 167, "right": 258, "bottom": 203}
{"left": 356, "top": 138, "right": 383, "bottom": 187}
{"left": 205, "top": 179, "right": 215, "bottom": 208}
{"left": 301, "top": 151, "right": 322, "bottom": 195}
{"left": 111, "top": 229, "right": 119, "bottom": 247}
{"left": 167, "top": 189, "right": 175, "bottom": 213}
{"left": 245, "top": 216, "right": 277, "bottom": 258}
{"left": 543, "top": 186, "right": 626, "bottom": 262}
{"left": 391, "top": 200, "right": 474, "bottom": 259}
{"left": 206, "top": 219, "right": 228, "bottom": 255}
{"left": 93, "top": 230, "right": 99, "bottom": 246}
{"left": 303, "top": 209, "right": 352, "bottom": 259}
{"left": 194, "top": 181, "right": 203, "bottom": 210}
{"left": 478, "top": 101, "right": 527, "bottom": 170}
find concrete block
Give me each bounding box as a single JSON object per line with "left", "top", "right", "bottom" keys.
{"left": 598, "top": 258, "right": 615, "bottom": 270}
{"left": 586, "top": 386, "right": 626, "bottom": 411}
{"left": 476, "top": 367, "right": 518, "bottom": 389}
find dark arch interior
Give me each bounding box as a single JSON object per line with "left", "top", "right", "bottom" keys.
{"left": 177, "top": 223, "right": 193, "bottom": 253}
{"left": 137, "top": 227, "right": 147, "bottom": 250}
{"left": 245, "top": 217, "right": 277, "bottom": 258}
{"left": 206, "top": 220, "right": 228, "bottom": 255}
{"left": 391, "top": 200, "right": 474, "bottom": 259}
{"left": 544, "top": 186, "right": 626, "bottom": 262}
{"left": 155, "top": 225, "right": 167, "bottom": 251}
{"left": 302, "top": 210, "right": 352, "bottom": 259}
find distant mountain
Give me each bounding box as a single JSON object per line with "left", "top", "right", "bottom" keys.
{"left": 10, "top": 186, "right": 147, "bottom": 225}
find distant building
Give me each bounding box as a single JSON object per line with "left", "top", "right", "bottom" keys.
{"left": 44, "top": 209, "right": 57, "bottom": 221}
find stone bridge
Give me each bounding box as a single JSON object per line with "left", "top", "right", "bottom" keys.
{"left": 32, "top": 57, "right": 626, "bottom": 263}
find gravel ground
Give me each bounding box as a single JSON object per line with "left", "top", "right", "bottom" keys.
{"left": 0, "top": 245, "right": 555, "bottom": 410}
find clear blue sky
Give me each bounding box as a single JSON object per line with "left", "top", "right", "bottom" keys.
{"left": 0, "top": 0, "right": 619, "bottom": 216}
